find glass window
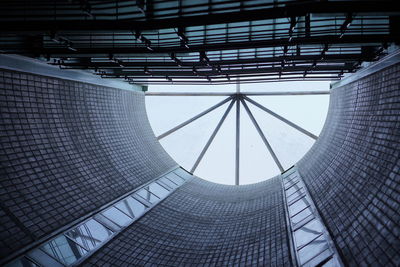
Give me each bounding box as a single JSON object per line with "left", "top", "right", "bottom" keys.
{"left": 101, "top": 207, "right": 133, "bottom": 227}
{"left": 173, "top": 168, "right": 192, "bottom": 180}
{"left": 287, "top": 187, "right": 305, "bottom": 203}
{"left": 298, "top": 235, "right": 329, "bottom": 265}
{"left": 165, "top": 173, "right": 185, "bottom": 185}
{"left": 164, "top": 174, "right": 180, "bottom": 186}
{"left": 27, "top": 248, "right": 64, "bottom": 267}
{"left": 291, "top": 206, "right": 313, "bottom": 226}
{"left": 115, "top": 196, "right": 147, "bottom": 218}
{"left": 294, "top": 219, "right": 324, "bottom": 248}
{"left": 5, "top": 257, "right": 39, "bottom": 267}
{"left": 284, "top": 174, "right": 299, "bottom": 187}
{"left": 135, "top": 188, "right": 160, "bottom": 204}
{"left": 284, "top": 176, "right": 299, "bottom": 188}
{"left": 65, "top": 218, "right": 112, "bottom": 251}
{"left": 148, "top": 182, "right": 170, "bottom": 198}
{"left": 302, "top": 248, "right": 333, "bottom": 267}
{"left": 158, "top": 177, "right": 178, "bottom": 189}
{"left": 321, "top": 257, "right": 340, "bottom": 267}
{"left": 288, "top": 197, "right": 309, "bottom": 216}
{"left": 286, "top": 182, "right": 302, "bottom": 196}
{"left": 40, "top": 235, "right": 87, "bottom": 265}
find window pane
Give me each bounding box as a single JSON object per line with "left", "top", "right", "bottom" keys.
{"left": 116, "top": 197, "right": 147, "bottom": 218}
{"left": 294, "top": 219, "right": 324, "bottom": 248}
{"left": 135, "top": 188, "right": 160, "bottom": 204}
{"left": 66, "top": 218, "right": 112, "bottom": 251}
{"left": 284, "top": 175, "right": 299, "bottom": 187}
{"left": 288, "top": 197, "right": 309, "bottom": 216}
{"left": 286, "top": 183, "right": 302, "bottom": 196}
{"left": 149, "top": 182, "right": 170, "bottom": 198}
{"left": 303, "top": 248, "right": 333, "bottom": 267}
{"left": 164, "top": 174, "right": 180, "bottom": 185}
{"left": 41, "top": 235, "right": 87, "bottom": 265}
{"left": 101, "top": 207, "right": 133, "bottom": 227}
{"left": 298, "top": 235, "right": 329, "bottom": 265}
{"left": 27, "top": 248, "right": 64, "bottom": 267}
{"left": 159, "top": 177, "right": 178, "bottom": 189}
{"left": 291, "top": 207, "right": 313, "bottom": 225}
{"left": 173, "top": 168, "right": 192, "bottom": 180}
{"left": 171, "top": 171, "right": 187, "bottom": 181}
{"left": 284, "top": 177, "right": 300, "bottom": 190}
{"left": 287, "top": 187, "right": 305, "bottom": 203}
{"left": 165, "top": 173, "right": 185, "bottom": 185}
{"left": 5, "top": 257, "right": 39, "bottom": 267}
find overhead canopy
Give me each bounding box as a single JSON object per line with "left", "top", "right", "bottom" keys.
{"left": 0, "top": 0, "right": 399, "bottom": 84}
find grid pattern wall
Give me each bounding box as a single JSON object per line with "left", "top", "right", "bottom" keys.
{"left": 0, "top": 69, "right": 177, "bottom": 259}
{"left": 84, "top": 176, "right": 292, "bottom": 266}
{"left": 297, "top": 63, "right": 400, "bottom": 266}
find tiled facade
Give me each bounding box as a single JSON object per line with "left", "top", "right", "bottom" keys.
{"left": 298, "top": 63, "right": 400, "bottom": 266}
{"left": 84, "top": 177, "right": 292, "bottom": 266}
{"left": 0, "top": 69, "right": 177, "bottom": 259}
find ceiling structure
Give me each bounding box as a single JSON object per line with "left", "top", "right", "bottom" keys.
{"left": 0, "top": 0, "right": 399, "bottom": 85}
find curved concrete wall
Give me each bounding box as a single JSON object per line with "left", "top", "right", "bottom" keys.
{"left": 0, "top": 69, "right": 177, "bottom": 258}
{"left": 84, "top": 177, "right": 292, "bottom": 266}
{"left": 298, "top": 63, "right": 400, "bottom": 266}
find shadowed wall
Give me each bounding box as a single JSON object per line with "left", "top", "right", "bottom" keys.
{"left": 298, "top": 63, "right": 400, "bottom": 266}
{"left": 0, "top": 69, "right": 177, "bottom": 258}
{"left": 84, "top": 177, "right": 292, "bottom": 266}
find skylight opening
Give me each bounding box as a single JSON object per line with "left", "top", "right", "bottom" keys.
{"left": 146, "top": 81, "right": 329, "bottom": 185}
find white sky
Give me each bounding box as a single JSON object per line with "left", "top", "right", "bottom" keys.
{"left": 145, "top": 81, "right": 330, "bottom": 185}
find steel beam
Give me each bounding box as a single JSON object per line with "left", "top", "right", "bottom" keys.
{"left": 134, "top": 77, "right": 339, "bottom": 85}
{"left": 13, "top": 35, "right": 394, "bottom": 55}
{"left": 55, "top": 54, "right": 370, "bottom": 68}
{"left": 105, "top": 71, "right": 346, "bottom": 82}
{"left": 235, "top": 97, "right": 240, "bottom": 185}
{"left": 157, "top": 96, "right": 233, "bottom": 140}
{"left": 240, "top": 99, "right": 284, "bottom": 172}
{"left": 1, "top": 1, "right": 397, "bottom": 31}
{"left": 146, "top": 91, "right": 330, "bottom": 97}
{"left": 243, "top": 96, "right": 318, "bottom": 140}
{"left": 100, "top": 65, "right": 353, "bottom": 77}
{"left": 191, "top": 99, "right": 235, "bottom": 173}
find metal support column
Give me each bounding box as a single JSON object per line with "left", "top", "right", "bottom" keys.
{"left": 235, "top": 96, "right": 240, "bottom": 185}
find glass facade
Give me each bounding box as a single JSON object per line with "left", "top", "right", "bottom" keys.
{"left": 282, "top": 167, "right": 343, "bottom": 267}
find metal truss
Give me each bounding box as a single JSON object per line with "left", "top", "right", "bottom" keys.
{"left": 152, "top": 89, "right": 326, "bottom": 185}
{"left": 0, "top": 0, "right": 398, "bottom": 84}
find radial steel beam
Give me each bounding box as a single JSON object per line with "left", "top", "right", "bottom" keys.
{"left": 157, "top": 96, "right": 233, "bottom": 140}
{"left": 146, "top": 91, "right": 330, "bottom": 96}
{"left": 241, "top": 99, "right": 284, "bottom": 172}
{"left": 243, "top": 96, "right": 318, "bottom": 140}
{"left": 235, "top": 96, "right": 240, "bottom": 185}
{"left": 191, "top": 99, "right": 235, "bottom": 173}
